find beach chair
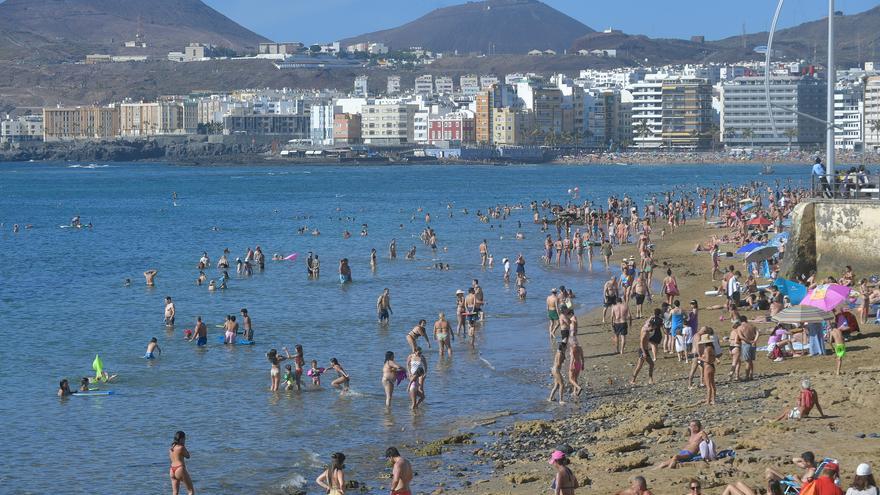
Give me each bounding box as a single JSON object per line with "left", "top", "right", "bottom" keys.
{"left": 778, "top": 458, "right": 837, "bottom": 495}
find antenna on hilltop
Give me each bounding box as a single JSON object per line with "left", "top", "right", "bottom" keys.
{"left": 741, "top": 23, "right": 747, "bottom": 49}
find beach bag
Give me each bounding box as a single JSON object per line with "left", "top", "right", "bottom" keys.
{"left": 768, "top": 346, "right": 783, "bottom": 360}
{"left": 798, "top": 480, "right": 818, "bottom": 495}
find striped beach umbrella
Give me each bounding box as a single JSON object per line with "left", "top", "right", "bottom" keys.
{"left": 771, "top": 305, "right": 834, "bottom": 324}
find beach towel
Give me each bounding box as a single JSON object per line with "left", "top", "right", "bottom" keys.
{"left": 680, "top": 449, "right": 735, "bottom": 463}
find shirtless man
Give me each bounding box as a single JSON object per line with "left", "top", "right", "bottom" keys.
{"left": 377, "top": 288, "right": 392, "bottom": 323}
{"left": 602, "top": 277, "right": 619, "bottom": 324}
{"left": 164, "top": 297, "right": 175, "bottom": 326}
{"left": 389, "top": 239, "right": 397, "bottom": 259}
{"left": 472, "top": 279, "right": 485, "bottom": 321}
{"left": 188, "top": 316, "right": 207, "bottom": 347}
{"left": 654, "top": 420, "right": 710, "bottom": 468}
{"left": 617, "top": 476, "right": 654, "bottom": 495}
{"left": 479, "top": 239, "right": 488, "bottom": 267}
{"left": 547, "top": 288, "right": 561, "bottom": 338}
{"left": 735, "top": 316, "right": 758, "bottom": 381}
{"left": 144, "top": 269, "right": 158, "bottom": 287}
{"left": 630, "top": 318, "right": 655, "bottom": 385}
{"left": 611, "top": 297, "right": 631, "bottom": 354}
{"left": 386, "top": 447, "right": 413, "bottom": 495}
{"left": 240, "top": 308, "right": 253, "bottom": 341}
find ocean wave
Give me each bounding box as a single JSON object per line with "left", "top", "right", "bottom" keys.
{"left": 67, "top": 164, "right": 111, "bottom": 169}
{"left": 280, "top": 474, "right": 306, "bottom": 490}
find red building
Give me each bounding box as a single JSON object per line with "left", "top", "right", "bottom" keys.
{"left": 427, "top": 110, "right": 475, "bottom": 145}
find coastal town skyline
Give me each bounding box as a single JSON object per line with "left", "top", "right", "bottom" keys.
{"left": 204, "top": 0, "right": 880, "bottom": 45}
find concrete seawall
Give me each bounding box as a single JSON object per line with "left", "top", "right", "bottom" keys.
{"left": 783, "top": 199, "right": 880, "bottom": 278}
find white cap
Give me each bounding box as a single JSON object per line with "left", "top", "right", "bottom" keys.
{"left": 857, "top": 463, "right": 872, "bottom": 476}
{"left": 455, "top": 289, "right": 464, "bottom": 295}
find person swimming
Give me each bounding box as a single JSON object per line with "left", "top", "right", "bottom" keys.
{"left": 144, "top": 337, "right": 161, "bottom": 359}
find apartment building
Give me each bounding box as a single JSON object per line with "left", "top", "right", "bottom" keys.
{"left": 333, "top": 113, "right": 362, "bottom": 144}
{"left": 427, "top": 109, "right": 476, "bottom": 144}
{"left": 721, "top": 75, "right": 825, "bottom": 148}
{"left": 0, "top": 114, "right": 43, "bottom": 143}
{"left": 475, "top": 84, "right": 518, "bottom": 144}
{"left": 864, "top": 76, "right": 880, "bottom": 151}
{"left": 414, "top": 75, "right": 434, "bottom": 95}
{"left": 660, "top": 78, "right": 713, "bottom": 149}
{"left": 460, "top": 75, "right": 480, "bottom": 96}
{"left": 354, "top": 76, "right": 369, "bottom": 98}
{"left": 629, "top": 74, "right": 665, "bottom": 148}
{"left": 834, "top": 83, "right": 863, "bottom": 151}
{"left": 492, "top": 107, "right": 525, "bottom": 145}
{"left": 43, "top": 106, "right": 120, "bottom": 141}
{"left": 360, "top": 103, "right": 418, "bottom": 145}
{"left": 386, "top": 76, "right": 401, "bottom": 96}
{"left": 434, "top": 76, "right": 454, "bottom": 95}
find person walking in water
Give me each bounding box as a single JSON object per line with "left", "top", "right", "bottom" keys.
{"left": 315, "top": 452, "right": 346, "bottom": 495}
{"left": 169, "top": 431, "right": 194, "bottom": 495}
{"left": 382, "top": 351, "right": 404, "bottom": 408}
{"left": 434, "top": 312, "right": 453, "bottom": 358}
{"left": 377, "top": 288, "right": 392, "bottom": 324}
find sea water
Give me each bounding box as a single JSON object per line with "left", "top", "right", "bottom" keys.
{"left": 0, "top": 162, "right": 807, "bottom": 494}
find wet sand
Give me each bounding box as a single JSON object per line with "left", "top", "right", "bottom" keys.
{"left": 444, "top": 221, "right": 880, "bottom": 495}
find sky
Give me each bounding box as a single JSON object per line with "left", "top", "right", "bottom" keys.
{"left": 204, "top": 0, "right": 879, "bottom": 44}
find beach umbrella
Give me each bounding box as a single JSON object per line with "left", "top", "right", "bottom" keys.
{"left": 747, "top": 216, "right": 772, "bottom": 227}
{"left": 736, "top": 242, "right": 764, "bottom": 254}
{"left": 739, "top": 198, "right": 754, "bottom": 204}
{"left": 771, "top": 305, "right": 834, "bottom": 324}
{"left": 768, "top": 232, "right": 789, "bottom": 247}
{"left": 773, "top": 278, "right": 808, "bottom": 304}
{"left": 745, "top": 245, "right": 778, "bottom": 263}
{"left": 802, "top": 284, "right": 852, "bottom": 312}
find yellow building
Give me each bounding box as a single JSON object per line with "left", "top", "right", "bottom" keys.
{"left": 119, "top": 101, "right": 195, "bottom": 136}
{"left": 492, "top": 107, "right": 525, "bottom": 145}
{"left": 42, "top": 106, "right": 120, "bottom": 141}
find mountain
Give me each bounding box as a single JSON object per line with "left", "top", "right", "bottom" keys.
{"left": 339, "top": 0, "right": 593, "bottom": 55}
{"left": 712, "top": 5, "right": 880, "bottom": 66}
{"left": 0, "top": 0, "right": 269, "bottom": 62}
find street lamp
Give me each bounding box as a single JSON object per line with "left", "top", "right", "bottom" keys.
{"left": 766, "top": 0, "right": 836, "bottom": 176}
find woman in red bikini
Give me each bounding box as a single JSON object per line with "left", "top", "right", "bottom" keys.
{"left": 169, "top": 430, "right": 194, "bottom": 495}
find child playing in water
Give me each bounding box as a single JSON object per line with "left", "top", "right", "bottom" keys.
{"left": 144, "top": 337, "right": 161, "bottom": 359}
{"left": 309, "top": 360, "right": 323, "bottom": 386}
{"left": 283, "top": 364, "right": 295, "bottom": 391}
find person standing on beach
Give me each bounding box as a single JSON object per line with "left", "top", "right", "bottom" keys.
{"left": 699, "top": 333, "right": 716, "bottom": 404}
{"left": 736, "top": 316, "right": 758, "bottom": 381}
{"left": 632, "top": 272, "right": 650, "bottom": 318}
{"left": 144, "top": 269, "right": 158, "bottom": 287}
{"left": 830, "top": 325, "right": 846, "bottom": 375}
{"left": 611, "top": 297, "right": 631, "bottom": 355}
{"left": 602, "top": 277, "right": 619, "bottom": 324}
{"left": 547, "top": 288, "right": 561, "bottom": 338}
{"left": 569, "top": 341, "right": 584, "bottom": 399}
{"left": 377, "top": 288, "right": 392, "bottom": 324}
{"left": 631, "top": 318, "right": 655, "bottom": 385}
{"left": 164, "top": 297, "right": 175, "bottom": 327}
{"left": 548, "top": 342, "right": 567, "bottom": 404}
{"left": 169, "top": 431, "right": 194, "bottom": 495}
{"left": 386, "top": 447, "right": 413, "bottom": 495}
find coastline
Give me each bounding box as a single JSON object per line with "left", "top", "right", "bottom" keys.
{"left": 425, "top": 222, "right": 880, "bottom": 495}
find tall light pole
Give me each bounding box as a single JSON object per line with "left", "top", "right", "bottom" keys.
{"left": 825, "top": 0, "right": 836, "bottom": 177}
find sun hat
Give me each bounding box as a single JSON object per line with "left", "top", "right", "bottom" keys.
{"left": 698, "top": 334, "right": 713, "bottom": 345}
{"left": 548, "top": 450, "right": 566, "bottom": 465}
{"left": 857, "top": 463, "right": 872, "bottom": 476}
{"left": 455, "top": 289, "right": 464, "bottom": 295}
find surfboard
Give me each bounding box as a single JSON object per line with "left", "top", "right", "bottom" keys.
{"left": 74, "top": 391, "right": 115, "bottom": 396}
{"left": 216, "top": 335, "right": 255, "bottom": 345}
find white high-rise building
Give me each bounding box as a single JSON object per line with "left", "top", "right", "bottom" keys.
{"left": 834, "top": 83, "right": 863, "bottom": 151}
{"left": 721, "top": 75, "right": 826, "bottom": 148}
{"left": 310, "top": 103, "right": 338, "bottom": 146}
{"left": 413, "top": 109, "right": 430, "bottom": 144}
{"left": 354, "top": 76, "right": 369, "bottom": 98}
{"left": 864, "top": 76, "right": 880, "bottom": 151}
{"left": 628, "top": 74, "right": 665, "bottom": 148}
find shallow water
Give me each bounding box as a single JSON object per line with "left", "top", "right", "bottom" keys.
{"left": 0, "top": 162, "right": 806, "bottom": 494}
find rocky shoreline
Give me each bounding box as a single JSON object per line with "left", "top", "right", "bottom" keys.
{"left": 403, "top": 222, "right": 880, "bottom": 495}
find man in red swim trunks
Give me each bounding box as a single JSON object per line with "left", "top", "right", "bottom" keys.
{"left": 386, "top": 446, "right": 413, "bottom": 495}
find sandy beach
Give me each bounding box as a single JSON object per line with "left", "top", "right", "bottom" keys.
{"left": 436, "top": 221, "right": 880, "bottom": 495}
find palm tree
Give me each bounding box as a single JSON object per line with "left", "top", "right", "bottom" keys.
{"left": 870, "top": 119, "right": 880, "bottom": 152}
{"left": 706, "top": 123, "right": 720, "bottom": 151}
{"left": 741, "top": 128, "right": 755, "bottom": 148}
{"left": 783, "top": 128, "right": 798, "bottom": 152}
{"left": 635, "top": 119, "right": 651, "bottom": 147}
